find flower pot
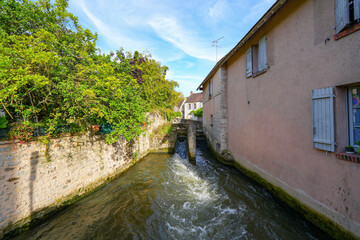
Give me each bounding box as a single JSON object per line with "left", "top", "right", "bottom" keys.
{"left": 345, "top": 147, "right": 355, "bottom": 154}
{"left": 91, "top": 125, "right": 101, "bottom": 132}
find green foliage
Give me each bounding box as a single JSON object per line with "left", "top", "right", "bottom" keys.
{"left": 0, "top": 116, "right": 8, "bottom": 128}
{"left": 174, "top": 111, "right": 182, "bottom": 118}
{"left": 131, "top": 150, "right": 138, "bottom": 161}
{"left": 153, "top": 122, "right": 173, "bottom": 137}
{"left": 191, "top": 107, "right": 203, "bottom": 117}
{"left": 0, "top": 0, "right": 179, "bottom": 143}
{"left": 8, "top": 122, "right": 33, "bottom": 142}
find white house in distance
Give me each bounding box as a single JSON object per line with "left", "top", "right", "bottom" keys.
{"left": 182, "top": 91, "right": 203, "bottom": 119}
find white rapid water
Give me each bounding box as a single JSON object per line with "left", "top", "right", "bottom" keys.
{"left": 152, "top": 153, "right": 248, "bottom": 240}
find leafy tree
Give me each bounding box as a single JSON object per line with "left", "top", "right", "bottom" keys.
{"left": 0, "top": 0, "right": 180, "bottom": 143}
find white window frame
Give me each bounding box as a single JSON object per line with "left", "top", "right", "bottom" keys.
{"left": 208, "top": 78, "right": 213, "bottom": 98}
{"left": 347, "top": 86, "right": 360, "bottom": 148}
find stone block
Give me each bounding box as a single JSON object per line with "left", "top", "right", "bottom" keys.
{"left": 5, "top": 161, "right": 20, "bottom": 167}
{"left": 0, "top": 147, "right": 10, "bottom": 153}
{"left": 0, "top": 216, "right": 6, "bottom": 223}
{"left": 4, "top": 155, "right": 13, "bottom": 161}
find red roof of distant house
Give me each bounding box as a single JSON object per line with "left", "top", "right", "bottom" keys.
{"left": 185, "top": 93, "right": 203, "bottom": 103}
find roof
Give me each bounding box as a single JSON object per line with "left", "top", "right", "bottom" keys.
{"left": 197, "top": 0, "right": 287, "bottom": 90}
{"left": 176, "top": 99, "right": 185, "bottom": 108}
{"left": 185, "top": 93, "right": 203, "bottom": 103}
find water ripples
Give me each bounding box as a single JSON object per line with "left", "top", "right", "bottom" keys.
{"left": 11, "top": 139, "right": 330, "bottom": 240}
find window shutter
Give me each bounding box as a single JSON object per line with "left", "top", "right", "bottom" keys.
{"left": 335, "top": 0, "right": 349, "bottom": 34}
{"left": 258, "top": 36, "right": 267, "bottom": 71}
{"left": 246, "top": 48, "right": 252, "bottom": 77}
{"left": 312, "top": 87, "right": 335, "bottom": 152}
{"left": 355, "top": 0, "right": 360, "bottom": 20}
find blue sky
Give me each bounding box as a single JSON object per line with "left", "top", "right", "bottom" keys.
{"left": 68, "top": 0, "right": 276, "bottom": 97}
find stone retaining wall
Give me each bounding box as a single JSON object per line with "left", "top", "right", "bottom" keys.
{"left": 0, "top": 113, "right": 176, "bottom": 238}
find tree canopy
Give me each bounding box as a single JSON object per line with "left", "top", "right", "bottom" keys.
{"left": 0, "top": 0, "right": 180, "bottom": 143}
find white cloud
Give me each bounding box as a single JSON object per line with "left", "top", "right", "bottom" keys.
{"left": 208, "top": 0, "right": 228, "bottom": 21}
{"left": 148, "top": 16, "right": 216, "bottom": 62}
{"left": 167, "top": 72, "right": 204, "bottom": 87}
{"left": 78, "top": 0, "right": 145, "bottom": 52}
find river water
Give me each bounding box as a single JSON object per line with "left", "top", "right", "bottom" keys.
{"left": 13, "top": 138, "right": 330, "bottom": 240}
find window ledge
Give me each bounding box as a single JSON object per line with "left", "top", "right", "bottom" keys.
{"left": 334, "top": 23, "right": 360, "bottom": 41}
{"left": 252, "top": 68, "right": 268, "bottom": 78}
{"left": 336, "top": 152, "right": 360, "bottom": 163}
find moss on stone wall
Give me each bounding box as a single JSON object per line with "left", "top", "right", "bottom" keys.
{"left": 206, "top": 141, "right": 359, "bottom": 240}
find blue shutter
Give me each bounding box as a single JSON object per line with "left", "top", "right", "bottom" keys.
{"left": 246, "top": 48, "right": 252, "bottom": 77}
{"left": 335, "top": 0, "right": 349, "bottom": 34}
{"left": 258, "top": 36, "right": 267, "bottom": 71}
{"left": 312, "top": 87, "right": 335, "bottom": 152}
{"left": 355, "top": 0, "right": 360, "bottom": 20}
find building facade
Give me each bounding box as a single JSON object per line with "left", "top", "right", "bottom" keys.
{"left": 182, "top": 92, "right": 203, "bottom": 120}
{"left": 198, "top": 0, "right": 360, "bottom": 237}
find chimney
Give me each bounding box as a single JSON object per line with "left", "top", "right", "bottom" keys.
{"left": 190, "top": 91, "right": 193, "bottom": 95}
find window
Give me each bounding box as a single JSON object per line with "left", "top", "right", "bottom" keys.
{"left": 194, "top": 103, "right": 196, "bottom": 109}
{"left": 258, "top": 36, "right": 267, "bottom": 72}
{"left": 348, "top": 87, "right": 360, "bottom": 147}
{"left": 246, "top": 36, "right": 267, "bottom": 78}
{"left": 312, "top": 87, "right": 335, "bottom": 152}
{"left": 188, "top": 104, "right": 191, "bottom": 110}
{"left": 246, "top": 48, "right": 252, "bottom": 77}
{"left": 210, "top": 114, "right": 213, "bottom": 126}
{"left": 335, "top": 0, "right": 360, "bottom": 34}
{"left": 208, "top": 78, "right": 213, "bottom": 98}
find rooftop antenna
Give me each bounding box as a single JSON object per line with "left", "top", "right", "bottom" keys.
{"left": 212, "top": 36, "right": 224, "bottom": 62}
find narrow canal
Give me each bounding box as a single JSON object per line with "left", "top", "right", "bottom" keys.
{"left": 13, "top": 138, "right": 330, "bottom": 240}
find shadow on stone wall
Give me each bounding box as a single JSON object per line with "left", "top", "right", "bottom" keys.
{"left": 29, "top": 151, "right": 39, "bottom": 224}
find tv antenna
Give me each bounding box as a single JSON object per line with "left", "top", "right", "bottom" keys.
{"left": 212, "top": 36, "right": 224, "bottom": 61}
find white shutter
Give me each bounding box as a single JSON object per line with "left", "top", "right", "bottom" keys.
{"left": 335, "top": 0, "right": 349, "bottom": 34}
{"left": 246, "top": 48, "right": 252, "bottom": 77}
{"left": 355, "top": 0, "right": 360, "bottom": 20}
{"left": 312, "top": 87, "right": 335, "bottom": 152}
{"left": 258, "top": 36, "right": 267, "bottom": 71}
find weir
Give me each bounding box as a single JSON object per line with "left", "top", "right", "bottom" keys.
{"left": 172, "top": 119, "right": 204, "bottom": 162}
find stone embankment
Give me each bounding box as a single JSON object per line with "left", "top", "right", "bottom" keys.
{"left": 0, "top": 113, "right": 176, "bottom": 238}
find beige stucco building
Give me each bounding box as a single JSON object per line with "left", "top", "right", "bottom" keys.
{"left": 198, "top": 0, "right": 360, "bottom": 238}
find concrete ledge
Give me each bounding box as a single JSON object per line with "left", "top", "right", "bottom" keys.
{"left": 206, "top": 141, "right": 359, "bottom": 240}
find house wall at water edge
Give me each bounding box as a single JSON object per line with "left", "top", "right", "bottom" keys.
{"left": 198, "top": 0, "right": 360, "bottom": 238}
